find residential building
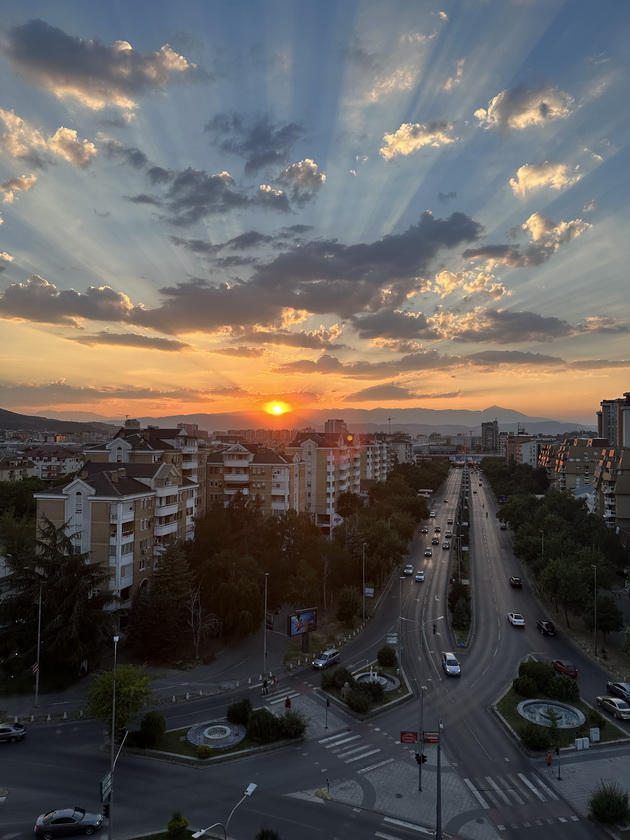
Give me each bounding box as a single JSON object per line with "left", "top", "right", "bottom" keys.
{"left": 548, "top": 437, "right": 608, "bottom": 493}
{"left": 593, "top": 447, "right": 630, "bottom": 531}
{"left": 21, "top": 445, "right": 84, "bottom": 482}
{"left": 0, "top": 455, "right": 36, "bottom": 482}
{"left": 481, "top": 420, "right": 499, "bottom": 452}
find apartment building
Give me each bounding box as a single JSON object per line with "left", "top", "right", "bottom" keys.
{"left": 0, "top": 455, "right": 36, "bottom": 482}
{"left": 21, "top": 445, "right": 84, "bottom": 482}
{"left": 481, "top": 420, "right": 499, "bottom": 452}
{"left": 357, "top": 434, "right": 390, "bottom": 481}
{"left": 593, "top": 447, "right": 630, "bottom": 531}
{"left": 547, "top": 438, "right": 608, "bottom": 492}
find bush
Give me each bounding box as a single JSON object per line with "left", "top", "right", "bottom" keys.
{"left": 448, "top": 581, "right": 469, "bottom": 613}
{"left": 138, "top": 711, "right": 166, "bottom": 748}
{"left": 359, "top": 679, "right": 384, "bottom": 702}
{"left": 246, "top": 708, "right": 280, "bottom": 744}
{"left": 546, "top": 675, "right": 579, "bottom": 703}
{"left": 513, "top": 675, "right": 537, "bottom": 697}
{"left": 167, "top": 811, "right": 188, "bottom": 840}
{"left": 277, "top": 708, "right": 308, "bottom": 739}
{"left": 326, "top": 667, "right": 356, "bottom": 691}
{"left": 519, "top": 722, "right": 550, "bottom": 751}
{"left": 227, "top": 697, "right": 252, "bottom": 726}
{"left": 346, "top": 688, "right": 371, "bottom": 714}
{"left": 196, "top": 744, "right": 212, "bottom": 759}
{"left": 588, "top": 709, "right": 606, "bottom": 731}
{"left": 452, "top": 597, "right": 471, "bottom": 629}
{"left": 336, "top": 586, "right": 361, "bottom": 627}
{"left": 377, "top": 645, "right": 397, "bottom": 667}
{"left": 518, "top": 660, "right": 554, "bottom": 692}
{"left": 590, "top": 781, "right": 630, "bottom": 823}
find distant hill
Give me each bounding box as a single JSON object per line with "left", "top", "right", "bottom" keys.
{"left": 0, "top": 408, "right": 117, "bottom": 436}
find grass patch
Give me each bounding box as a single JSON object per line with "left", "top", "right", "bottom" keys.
{"left": 497, "top": 687, "right": 627, "bottom": 747}
{"left": 151, "top": 727, "right": 264, "bottom": 758}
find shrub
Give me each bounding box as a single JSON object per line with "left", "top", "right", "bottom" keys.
{"left": 588, "top": 709, "right": 606, "bottom": 731}
{"left": 336, "top": 586, "right": 361, "bottom": 627}
{"left": 519, "top": 722, "right": 550, "bottom": 751}
{"left": 138, "top": 711, "right": 166, "bottom": 748}
{"left": 196, "top": 744, "right": 212, "bottom": 759}
{"left": 377, "top": 645, "right": 397, "bottom": 667}
{"left": 448, "top": 581, "right": 469, "bottom": 613}
{"left": 518, "top": 660, "right": 554, "bottom": 692}
{"left": 346, "top": 688, "right": 371, "bottom": 714}
{"left": 277, "top": 708, "right": 308, "bottom": 739}
{"left": 167, "top": 811, "right": 188, "bottom": 840}
{"left": 254, "top": 830, "right": 281, "bottom": 840}
{"left": 546, "top": 675, "right": 579, "bottom": 703}
{"left": 513, "top": 675, "right": 537, "bottom": 697}
{"left": 227, "top": 697, "right": 252, "bottom": 726}
{"left": 590, "top": 781, "right": 630, "bottom": 823}
{"left": 246, "top": 708, "right": 280, "bottom": 744}
{"left": 360, "top": 679, "right": 385, "bottom": 702}
{"left": 452, "top": 597, "right": 471, "bottom": 629}
{"left": 329, "top": 667, "right": 356, "bottom": 691}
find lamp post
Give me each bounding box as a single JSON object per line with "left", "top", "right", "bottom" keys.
{"left": 109, "top": 634, "right": 120, "bottom": 840}
{"left": 34, "top": 577, "right": 43, "bottom": 707}
{"left": 192, "top": 783, "right": 257, "bottom": 840}
{"left": 398, "top": 576, "right": 405, "bottom": 666}
{"left": 591, "top": 563, "right": 598, "bottom": 656}
{"left": 540, "top": 530, "right": 544, "bottom": 565}
{"left": 263, "top": 572, "right": 269, "bottom": 678}
{"left": 436, "top": 718, "right": 443, "bottom": 840}
{"left": 361, "top": 544, "right": 367, "bottom": 623}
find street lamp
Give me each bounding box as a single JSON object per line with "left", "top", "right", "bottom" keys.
{"left": 263, "top": 572, "right": 269, "bottom": 679}
{"left": 398, "top": 576, "right": 406, "bottom": 666}
{"left": 192, "top": 783, "right": 257, "bottom": 840}
{"left": 109, "top": 634, "right": 120, "bottom": 840}
{"left": 591, "top": 563, "right": 598, "bottom": 656}
{"left": 34, "top": 576, "right": 43, "bottom": 708}
{"left": 361, "top": 543, "right": 367, "bottom": 623}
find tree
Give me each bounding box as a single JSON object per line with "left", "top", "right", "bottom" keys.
{"left": 336, "top": 586, "right": 360, "bottom": 627}
{"left": 187, "top": 583, "right": 220, "bottom": 659}
{"left": 86, "top": 664, "right": 152, "bottom": 734}
{"left": 254, "top": 830, "right": 281, "bottom": 840}
{"left": 582, "top": 594, "right": 624, "bottom": 646}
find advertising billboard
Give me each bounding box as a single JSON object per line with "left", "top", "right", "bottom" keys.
{"left": 287, "top": 608, "right": 317, "bottom": 637}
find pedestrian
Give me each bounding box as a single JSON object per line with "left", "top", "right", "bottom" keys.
{"left": 270, "top": 675, "right": 278, "bottom": 690}
{"left": 546, "top": 751, "right": 553, "bottom": 772}
{"left": 285, "top": 696, "right": 291, "bottom": 710}
{"left": 262, "top": 678, "right": 268, "bottom": 696}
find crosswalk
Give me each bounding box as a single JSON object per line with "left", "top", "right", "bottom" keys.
{"left": 318, "top": 730, "right": 396, "bottom": 774}
{"left": 462, "top": 770, "right": 560, "bottom": 809}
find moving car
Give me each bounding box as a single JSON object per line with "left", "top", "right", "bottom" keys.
{"left": 500, "top": 522, "right": 507, "bottom": 530}
{"left": 536, "top": 619, "right": 557, "bottom": 636}
{"left": 415, "top": 570, "right": 425, "bottom": 582}
{"left": 442, "top": 652, "right": 461, "bottom": 677}
{"left": 0, "top": 721, "right": 26, "bottom": 743}
{"left": 445, "top": 531, "right": 453, "bottom": 538}
{"left": 434, "top": 526, "right": 441, "bottom": 533}
{"left": 424, "top": 548, "right": 433, "bottom": 558}
{"left": 509, "top": 576, "right": 523, "bottom": 589}
{"left": 34, "top": 807, "right": 103, "bottom": 839}
{"left": 431, "top": 537, "right": 440, "bottom": 545}
{"left": 443, "top": 498, "right": 448, "bottom": 503}
{"left": 507, "top": 612, "right": 525, "bottom": 627}
{"left": 596, "top": 695, "right": 630, "bottom": 720}
{"left": 403, "top": 563, "right": 414, "bottom": 575}
{"left": 442, "top": 542, "right": 450, "bottom": 550}
{"left": 429, "top": 511, "right": 436, "bottom": 518}
{"left": 312, "top": 648, "right": 340, "bottom": 669}
{"left": 421, "top": 527, "right": 429, "bottom": 534}
{"left": 447, "top": 518, "right": 453, "bottom": 525}
{"left": 606, "top": 682, "right": 630, "bottom": 704}
{"left": 552, "top": 660, "right": 577, "bottom": 678}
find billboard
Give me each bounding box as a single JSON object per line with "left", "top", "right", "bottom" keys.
{"left": 287, "top": 608, "right": 318, "bottom": 637}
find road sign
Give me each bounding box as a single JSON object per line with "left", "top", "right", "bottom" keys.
{"left": 423, "top": 731, "right": 439, "bottom": 743}
{"left": 400, "top": 730, "right": 418, "bottom": 744}
{"left": 100, "top": 771, "right": 112, "bottom": 802}
{"left": 386, "top": 633, "right": 398, "bottom": 646}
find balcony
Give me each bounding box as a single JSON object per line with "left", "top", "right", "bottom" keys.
{"left": 110, "top": 505, "right": 135, "bottom": 523}
{"left": 155, "top": 501, "right": 179, "bottom": 517}
{"left": 224, "top": 473, "right": 249, "bottom": 483}
{"left": 154, "top": 521, "right": 179, "bottom": 537}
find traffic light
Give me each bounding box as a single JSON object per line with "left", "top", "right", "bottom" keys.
{"left": 326, "top": 698, "right": 330, "bottom": 707}
{"left": 103, "top": 803, "right": 110, "bottom": 819}
{"left": 555, "top": 746, "right": 560, "bottom": 756}
{"left": 415, "top": 753, "right": 428, "bottom": 764}
{"left": 433, "top": 624, "right": 437, "bottom": 634}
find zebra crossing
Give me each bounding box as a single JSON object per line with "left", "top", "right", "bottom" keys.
{"left": 462, "top": 770, "right": 560, "bottom": 809}
{"left": 318, "top": 730, "right": 396, "bottom": 774}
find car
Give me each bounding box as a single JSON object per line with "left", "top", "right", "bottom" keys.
{"left": 596, "top": 695, "right": 630, "bottom": 720}
{"left": 0, "top": 721, "right": 26, "bottom": 743}
{"left": 442, "top": 542, "right": 450, "bottom": 550}
{"left": 507, "top": 612, "right": 525, "bottom": 627}
{"left": 421, "top": 527, "right": 429, "bottom": 534}
{"left": 500, "top": 522, "right": 507, "bottom": 530}
{"left": 403, "top": 563, "right": 414, "bottom": 575}
{"left": 34, "top": 808, "right": 103, "bottom": 839}
{"left": 431, "top": 537, "right": 440, "bottom": 545}
{"left": 536, "top": 619, "right": 557, "bottom": 636}
{"left": 445, "top": 531, "right": 453, "bottom": 538}
{"left": 447, "top": 518, "right": 453, "bottom": 525}
{"left": 473, "top": 490, "right": 477, "bottom": 493}
{"left": 443, "top": 499, "right": 448, "bottom": 503}
{"left": 312, "top": 648, "right": 340, "bottom": 669}
{"left": 415, "top": 570, "right": 425, "bottom": 582}
{"left": 434, "top": 526, "right": 441, "bottom": 533}
{"left": 606, "top": 682, "right": 630, "bottom": 704}
{"left": 429, "top": 511, "right": 436, "bottom": 518}
{"left": 424, "top": 548, "right": 433, "bottom": 558}
{"left": 442, "top": 652, "right": 461, "bottom": 677}
{"left": 509, "top": 576, "right": 523, "bottom": 588}
{"left": 552, "top": 660, "right": 578, "bottom": 678}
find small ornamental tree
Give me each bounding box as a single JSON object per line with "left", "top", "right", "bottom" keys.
{"left": 86, "top": 664, "right": 152, "bottom": 735}
{"left": 590, "top": 781, "right": 630, "bottom": 823}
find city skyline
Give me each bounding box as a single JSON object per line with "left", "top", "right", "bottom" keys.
{"left": 0, "top": 1, "right": 628, "bottom": 427}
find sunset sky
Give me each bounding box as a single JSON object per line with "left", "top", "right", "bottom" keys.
{"left": 0, "top": 0, "right": 628, "bottom": 427}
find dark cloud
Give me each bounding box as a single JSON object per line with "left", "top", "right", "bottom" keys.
{"left": 462, "top": 243, "right": 549, "bottom": 267}
{"left": 5, "top": 19, "right": 198, "bottom": 110}
{"left": 101, "top": 139, "right": 149, "bottom": 169}
{"left": 274, "top": 349, "right": 458, "bottom": 379}
{"left": 164, "top": 168, "right": 250, "bottom": 225}
{"left": 71, "top": 332, "right": 190, "bottom": 351}
{"left": 568, "top": 359, "right": 630, "bottom": 370}
{"left": 466, "top": 350, "right": 565, "bottom": 366}
{"left": 452, "top": 309, "right": 572, "bottom": 343}
{"left": 126, "top": 193, "right": 161, "bottom": 206}
{"left": 212, "top": 346, "right": 267, "bottom": 358}
{"left": 204, "top": 113, "right": 306, "bottom": 174}
{"left": 438, "top": 191, "right": 457, "bottom": 203}
{"left": 236, "top": 327, "right": 344, "bottom": 350}
{"left": 343, "top": 384, "right": 461, "bottom": 401}
{"left": 0, "top": 380, "right": 216, "bottom": 406}
{"left": 352, "top": 310, "right": 438, "bottom": 340}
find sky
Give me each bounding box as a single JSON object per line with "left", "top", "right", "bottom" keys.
{"left": 0, "top": 0, "right": 628, "bottom": 427}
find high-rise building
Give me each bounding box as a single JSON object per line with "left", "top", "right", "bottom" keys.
{"left": 481, "top": 420, "right": 499, "bottom": 452}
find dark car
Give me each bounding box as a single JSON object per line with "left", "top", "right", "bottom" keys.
{"left": 536, "top": 619, "right": 557, "bottom": 636}
{"left": 434, "top": 526, "right": 441, "bottom": 534}
{"left": 552, "top": 660, "right": 578, "bottom": 678}
{"left": 0, "top": 721, "right": 26, "bottom": 743}
{"left": 509, "top": 576, "right": 522, "bottom": 588}
{"left": 606, "top": 681, "right": 630, "bottom": 704}
{"left": 431, "top": 537, "right": 439, "bottom": 545}
{"left": 34, "top": 808, "right": 103, "bottom": 839}
{"left": 421, "top": 527, "right": 429, "bottom": 534}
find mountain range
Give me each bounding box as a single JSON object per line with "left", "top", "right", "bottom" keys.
{"left": 2, "top": 406, "right": 597, "bottom": 438}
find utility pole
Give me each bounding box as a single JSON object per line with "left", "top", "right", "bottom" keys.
{"left": 263, "top": 572, "right": 269, "bottom": 677}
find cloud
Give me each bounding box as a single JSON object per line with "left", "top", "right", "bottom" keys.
{"left": 444, "top": 59, "right": 464, "bottom": 91}
{"left": 1, "top": 173, "right": 38, "bottom": 203}
{"left": 352, "top": 310, "right": 438, "bottom": 341}
{"left": 575, "top": 316, "right": 628, "bottom": 334}
{"left": 212, "top": 345, "right": 268, "bottom": 358}
{"left": 463, "top": 212, "right": 590, "bottom": 267}
{"left": 449, "top": 308, "right": 572, "bottom": 343}
{"left": 343, "top": 383, "right": 460, "bottom": 401}
{"left": 71, "top": 332, "right": 190, "bottom": 351}
{"left": 509, "top": 161, "right": 582, "bottom": 197}
{"left": 438, "top": 191, "right": 457, "bottom": 203}
{"left": 1, "top": 251, "right": 14, "bottom": 261}
{"left": 367, "top": 67, "right": 420, "bottom": 103}
{"left": 380, "top": 120, "right": 457, "bottom": 159}
{"left": 569, "top": 358, "right": 630, "bottom": 370}
{"left": 276, "top": 159, "right": 326, "bottom": 205}
{"left": 274, "top": 349, "right": 460, "bottom": 379}
{"left": 474, "top": 84, "right": 573, "bottom": 130}
{"left": 100, "top": 137, "right": 149, "bottom": 169}
{"left": 0, "top": 109, "right": 97, "bottom": 169}
{"left": 235, "top": 326, "right": 344, "bottom": 349}
{"left": 0, "top": 379, "right": 216, "bottom": 407}
{"left": 466, "top": 350, "right": 565, "bottom": 367}
{"left": 5, "top": 19, "right": 197, "bottom": 110}
{"left": 164, "top": 168, "right": 250, "bottom": 225}
{"left": 433, "top": 270, "right": 508, "bottom": 300}
{"left": 204, "top": 112, "right": 306, "bottom": 173}
{"left": 255, "top": 184, "right": 291, "bottom": 212}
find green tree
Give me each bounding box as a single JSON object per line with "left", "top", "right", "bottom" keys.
{"left": 336, "top": 586, "right": 360, "bottom": 626}
{"left": 86, "top": 664, "right": 152, "bottom": 734}
{"left": 582, "top": 594, "right": 624, "bottom": 646}
{"left": 254, "top": 829, "right": 281, "bottom": 840}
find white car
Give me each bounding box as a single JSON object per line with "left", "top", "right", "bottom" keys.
{"left": 429, "top": 511, "right": 436, "bottom": 518}
{"left": 442, "top": 652, "right": 461, "bottom": 677}
{"left": 403, "top": 564, "right": 414, "bottom": 575}
{"left": 508, "top": 612, "right": 525, "bottom": 627}
{"left": 415, "top": 570, "right": 425, "bottom": 582}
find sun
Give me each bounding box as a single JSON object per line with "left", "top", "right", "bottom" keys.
{"left": 266, "top": 401, "right": 289, "bottom": 416}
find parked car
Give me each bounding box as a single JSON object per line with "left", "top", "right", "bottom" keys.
{"left": 596, "top": 696, "right": 630, "bottom": 720}
{"left": 500, "top": 523, "right": 507, "bottom": 530}
{"left": 552, "top": 660, "right": 577, "bottom": 678}
{"left": 507, "top": 612, "right": 525, "bottom": 627}
{"left": 442, "top": 542, "right": 450, "bottom": 550}
{"left": 431, "top": 537, "right": 440, "bottom": 545}
{"left": 312, "top": 648, "right": 340, "bottom": 669}
{"left": 415, "top": 570, "right": 425, "bottom": 582}
{"left": 34, "top": 807, "right": 103, "bottom": 839}
{"left": 442, "top": 652, "right": 461, "bottom": 677}
{"left": 509, "top": 576, "right": 522, "bottom": 589}
{"left": 536, "top": 619, "right": 557, "bottom": 636}
{"left": 424, "top": 548, "right": 433, "bottom": 558}
{"left": 403, "top": 564, "right": 414, "bottom": 575}
{"left": 0, "top": 721, "right": 26, "bottom": 743}
{"left": 606, "top": 682, "right": 630, "bottom": 704}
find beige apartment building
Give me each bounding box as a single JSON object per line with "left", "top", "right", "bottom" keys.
{"left": 543, "top": 437, "right": 608, "bottom": 492}
{"left": 593, "top": 447, "right": 630, "bottom": 531}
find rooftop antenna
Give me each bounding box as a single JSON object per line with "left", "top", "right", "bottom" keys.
{"left": 388, "top": 417, "right": 394, "bottom": 435}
